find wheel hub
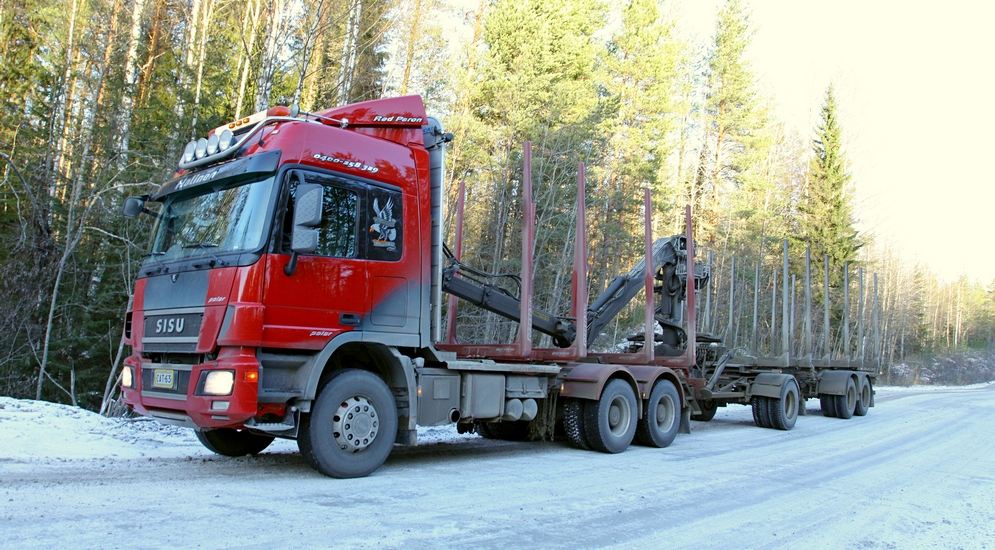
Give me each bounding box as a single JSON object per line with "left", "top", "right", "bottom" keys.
{"left": 608, "top": 396, "right": 631, "bottom": 436}
{"left": 332, "top": 396, "right": 379, "bottom": 453}
{"left": 655, "top": 395, "right": 675, "bottom": 430}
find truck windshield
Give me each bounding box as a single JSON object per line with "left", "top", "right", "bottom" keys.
{"left": 149, "top": 176, "right": 276, "bottom": 262}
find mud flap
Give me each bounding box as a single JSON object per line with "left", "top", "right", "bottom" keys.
{"left": 679, "top": 407, "right": 691, "bottom": 434}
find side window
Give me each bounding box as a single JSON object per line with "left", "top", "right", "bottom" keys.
{"left": 283, "top": 172, "right": 359, "bottom": 258}
{"left": 318, "top": 186, "right": 358, "bottom": 257}
{"left": 280, "top": 170, "right": 402, "bottom": 261}
{"left": 367, "top": 186, "right": 402, "bottom": 262}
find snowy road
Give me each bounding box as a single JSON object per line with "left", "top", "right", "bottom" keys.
{"left": 2, "top": 384, "right": 994, "bottom": 549}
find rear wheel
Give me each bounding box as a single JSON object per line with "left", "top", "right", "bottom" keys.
{"left": 196, "top": 428, "right": 274, "bottom": 456}
{"left": 583, "top": 379, "right": 637, "bottom": 454}
{"left": 834, "top": 377, "right": 857, "bottom": 420}
{"left": 478, "top": 420, "right": 529, "bottom": 441}
{"left": 298, "top": 369, "right": 397, "bottom": 478}
{"left": 691, "top": 399, "right": 717, "bottom": 422}
{"left": 854, "top": 379, "right": 872, "bottom": 417}
{"left": 562, "top": 398, "right": 590, "bottom": 450}
{"left": 752, "top": 396, "right": 771, "bottom": 428}
{"left": 635, "top": 380, "right": 680, "bottom": 448}
{"left": 766, "top": 378, "right": 800, "bottom": 431}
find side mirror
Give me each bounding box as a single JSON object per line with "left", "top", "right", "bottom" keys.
{"left": 290, "top": 183, "right": 322, "bottom": 253}
{"left": 122, "top": 196, "right": 145, "bottom": 218}
{"left": 289, "top": 103, "right": 300, "bottom": 118}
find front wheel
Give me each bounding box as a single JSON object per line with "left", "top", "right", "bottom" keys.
{"left": 196, "top": 428, "right": 274, "bottom": 456}
{"left": 298, "top": 369, "right": 397, "bottom": 478}
{"left": 635, "top": 379, "right": 680, "bottom": 448}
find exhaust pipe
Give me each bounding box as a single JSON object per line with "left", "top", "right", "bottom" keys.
{"left": 424, "top": 117, "right": 451, "bottom": 344}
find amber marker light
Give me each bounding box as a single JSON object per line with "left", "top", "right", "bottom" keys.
{"left": 245, "top": 371, "right": 259, "bottom": 382}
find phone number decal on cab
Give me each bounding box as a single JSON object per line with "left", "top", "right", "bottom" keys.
{"left": 312, "top": 153, "right": 379, "bottom": 173}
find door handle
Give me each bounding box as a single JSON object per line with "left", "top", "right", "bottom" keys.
{"left": 339, "top": 313, "right": 361, "bottom": 326}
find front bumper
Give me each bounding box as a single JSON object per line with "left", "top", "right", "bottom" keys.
{"left": 123, "top": 347, "right": 262, "bottom": 429}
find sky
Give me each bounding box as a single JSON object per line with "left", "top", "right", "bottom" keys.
{"left": 674, "top": 0, "right": 995, "bottom": 283}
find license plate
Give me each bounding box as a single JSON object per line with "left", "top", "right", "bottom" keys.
{"left": 152, "top": 369, "right": 176, "bottom": 390}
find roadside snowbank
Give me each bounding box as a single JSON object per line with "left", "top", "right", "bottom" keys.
{"left": 0, "top": 396, "right": 474, "bottom": 462}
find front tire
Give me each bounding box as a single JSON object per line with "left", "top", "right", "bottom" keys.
{"left": 196, "top": 428, "right": 274, "bottom": 456}
{"left": 635, "top": 379, "right": 680, "bottom": 448}
{"left": 298, "top": 369, "right": 397, "bottom": 478}
{"left": 583, "top": 379, "right": 637, "bottom": 454}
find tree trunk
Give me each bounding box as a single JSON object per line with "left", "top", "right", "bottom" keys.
{"left": 291, "top": 0, "right": 327, "bottom": 105}
{"left": 335, "top": 0, "right": 362, "bottom": 105}
{"left": 118, "top": 0, "right": 148, "bottom": 163}
{"left": 256, "top": 0, "right": 287, "bottom": 111}
{"left": 190, "top": 0, "right": 215, "bottom": 134}
{"left": 235, "top": 0, "right": 264, "bottom": 118}
{"left": 399, "top": 0, "right": 424, "bottom": 95}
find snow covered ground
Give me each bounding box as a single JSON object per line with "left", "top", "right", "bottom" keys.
{"left": 2, "top": 384, "right": 994, "bottom": 549}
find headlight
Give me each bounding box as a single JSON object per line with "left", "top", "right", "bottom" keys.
{"left": 183, "top": 141, "right": 197, "bottom": 163}
{"left": 122, "top": 366, "right": 134, "bottom": 389}
{"left": 207, "top": 133, "right": 219, "bottom": 155}
{"left": 218, "top": 129, "right": 234, "bottom": 151}
{"left": 201, "top": 370, "right": 234, "bottom": 396}
{"left": 195, "top": 137, "right": 208, "bottom": 159}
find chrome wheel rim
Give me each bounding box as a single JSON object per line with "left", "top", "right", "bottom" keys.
{"left": 333, "top": 396, "right": 379, "bottom": 453}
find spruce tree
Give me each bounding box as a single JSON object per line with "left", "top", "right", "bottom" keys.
{"left": 797, "top": 84, "right": 861, "bottom": 284}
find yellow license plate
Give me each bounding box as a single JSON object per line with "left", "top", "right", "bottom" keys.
{"left": 152, "top": 369, "right": 176, "bottom": 390}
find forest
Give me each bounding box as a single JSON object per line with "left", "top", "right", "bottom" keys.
{"left": 0, "top": 0, "right": 992, "bottom": 412}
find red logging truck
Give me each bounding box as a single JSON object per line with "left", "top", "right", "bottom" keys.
{"left": 120, "top": 96, "right": 875, "bottom": 478}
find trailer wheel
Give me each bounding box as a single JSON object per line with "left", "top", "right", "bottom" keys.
{"left": 752, "top": 396, "right": 771, "bottom": 428}
{"left": 583, "top": 379, "right": 637, "bottom": 454}
{"left": 196, "top": 428, "right": 274, "bottom": 456}
{"left": 635, "top": 379, "right": 680, "bottom": 448}
{"left": 820, "top": 396, "right": 837, "bottom": 417}
{"left": 765, "top": 378, "right": 799, "bottom": 430}
{"left": 692, "top": 399, "right": 718, "bottom": 422}
{"left": 298, "top": 369, "right": 397, "bottom": 478}
{"left": 834, "top": 377, "right": 857, "bottom": 419}
{"left": 835, "top": 377, "right": 858, "bottom": 419}
{"left": 854, "top": 379, "right": 872, "bottom": 417}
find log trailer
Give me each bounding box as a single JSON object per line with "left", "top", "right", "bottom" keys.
{"left": 119, "top": 96, "right": 877, "bottom": 478}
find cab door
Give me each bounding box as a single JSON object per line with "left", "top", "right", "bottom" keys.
{"left": 262, "top": 170, "right": 368, "bottom": 349}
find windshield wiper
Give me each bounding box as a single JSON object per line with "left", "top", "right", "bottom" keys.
{"left": 183, "top": 242, "right": 228, "bottom": 266}
{"left": 143, "top": 251, "right": 168, "bottom": 274}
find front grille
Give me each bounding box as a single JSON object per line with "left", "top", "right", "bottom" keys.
{"left": 143, "top": 308, "right": 204, "bottom": 353}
